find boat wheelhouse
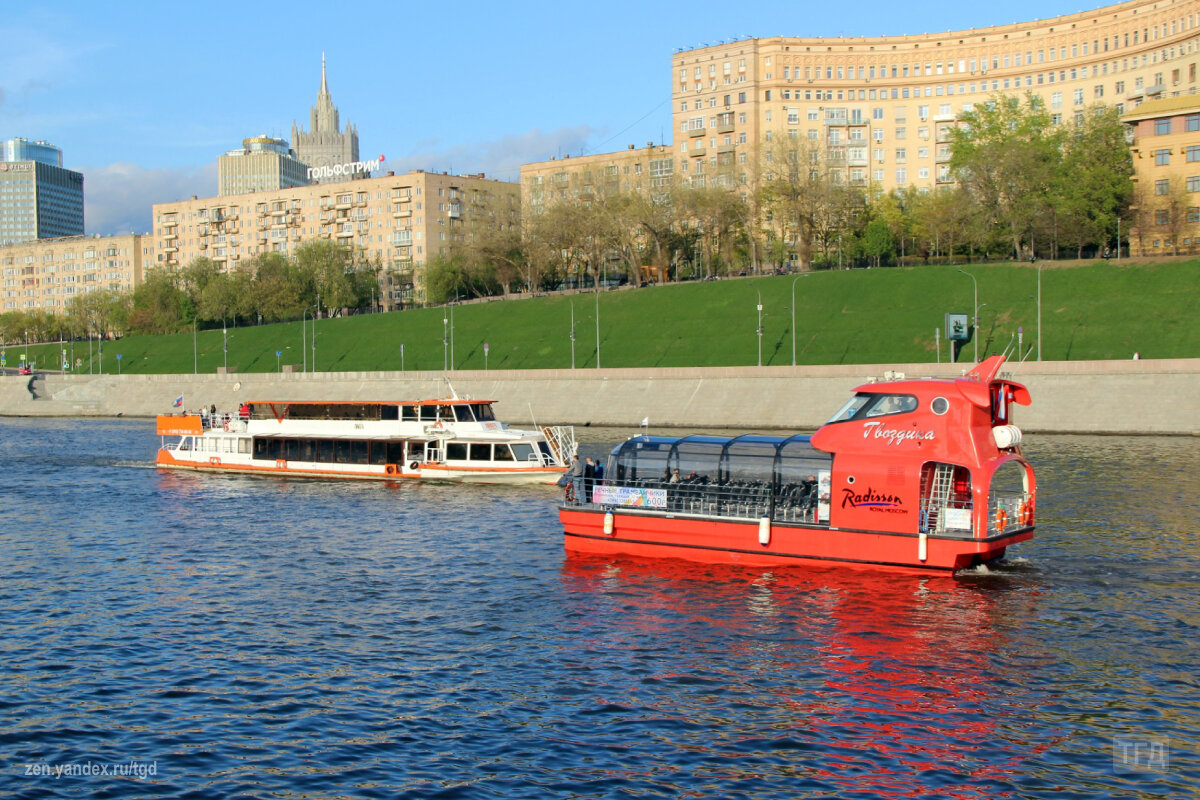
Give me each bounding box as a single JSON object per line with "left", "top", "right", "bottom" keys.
{"left": 157, "top": 397, "right": 576, "bottom": 485}
{"left": 560, "top": 355, "right": 1036, "bottom": 572}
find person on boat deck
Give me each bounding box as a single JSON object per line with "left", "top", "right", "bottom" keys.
{"left": 569, "top": 455, "right": 586, "bottom": 502}
{"left": 238, "top": 402, "right": 251, "bottom": 420}
{"left": 592, "top": 459, "right": 605, "bottom": 484}
{"left": 668, "top": 468, "right": 681, "bottom": 484}
{"left": 584, "top": 457, "right": 596, "bottom": 494}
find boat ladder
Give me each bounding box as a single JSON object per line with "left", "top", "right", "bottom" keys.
{"left": 923, "top": 463, "right": 956, "bottom": 533}
{"left": 541, "top": 425, "right": 577, "bottom": 466}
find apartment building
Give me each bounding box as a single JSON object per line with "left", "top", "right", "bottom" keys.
{"left": 524, "top": 0, "right": 1200, "bottom": 203}
{"left": 521, "top": 144, "right": 675, "bottom": 213}
{"left": 0, "top": 234, "right": 145, "bottom": 314}
{"left": 1122, "top": 94, "right": 1200, "bottom": 253}
{"left": 151, "top": 170, "right": 520, "bottom": 307}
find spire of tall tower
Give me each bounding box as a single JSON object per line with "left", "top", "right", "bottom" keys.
{"left": 311, "top": 53, "right": 339, "bottom": 134}
{"left": 320, "top": 51, "right": 328, "bottom": 96}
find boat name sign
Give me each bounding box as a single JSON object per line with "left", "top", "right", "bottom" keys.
{"left": 862, "top": 421, "right": 936, "bottom": 446}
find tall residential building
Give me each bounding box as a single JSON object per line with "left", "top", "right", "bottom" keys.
{"left": 0, "top": 234, "right": 145, "bottom": 314}
{"left": 151, "top": 170, "right": 520, "bottom": 307}
{"left": 218, "top": 135, "right": 312, "bottom": 196}
{"left": 1122, "top": 95, "right": 1200, "bottom": 254}
{"left": 292, "top": 55, "right": 361, "bottom": 183}
{"left": 524, "top": 0, "right": 1200, "bottom": 202}
{"left": 0, "top": 138, "right": 84, "bottom": 245}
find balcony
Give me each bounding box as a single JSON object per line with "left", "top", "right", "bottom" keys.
{"left": 691, "top": 146, "right": 707, "bottom": 158}
{"left": 335, "top": 229, "right": 354, "bottom": 238}
{"left": 393, "top": 208, "right": 412, "bottom": 218}
{"left": 717, "top": 121, "right": 735, "bottom": 134}
{"left": 689, "top": 127, "right": 706, "bottom": 138}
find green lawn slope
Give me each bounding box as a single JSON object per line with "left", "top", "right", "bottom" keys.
{"left": 9, "top": 259, "right": 1198, "bottom": 374}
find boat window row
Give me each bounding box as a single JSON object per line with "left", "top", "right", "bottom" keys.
{"left": 249, "top": 437, "right": 548, "bottom": 466}
{"left": 178, "top": 436, "right": 251, "bottom": 454}
{"left": 257, "top": 402, "right": 498, "bottom": 423}
{"left": 253, "top": 438, "right": 424, "bottom": 465}
{"left": 609, "top": 435, "right": 832, "bottom": 488}
{"left": 402, "top": 403, "right": 496, "bottom": 423}
{"left": 826, "top": 392, "right": 918, "bottom": 424}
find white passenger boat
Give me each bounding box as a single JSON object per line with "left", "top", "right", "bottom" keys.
{"left": 156, "top": 396, "right": 576, "bottom": 485}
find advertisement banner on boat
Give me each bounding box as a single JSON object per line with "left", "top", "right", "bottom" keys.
{"left": 593, "top": 485, "right": 668, "bottom": 509}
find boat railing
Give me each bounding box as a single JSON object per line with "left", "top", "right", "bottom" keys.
{"left": 990, "top": 491, "right": 1032, "bottom": 535}
{"left": 572, "top": 477, "right": 824, "bottom": 524}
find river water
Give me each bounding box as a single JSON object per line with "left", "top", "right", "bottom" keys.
{"left": 0, "top": 418, "right": 1197, "bottom": 799}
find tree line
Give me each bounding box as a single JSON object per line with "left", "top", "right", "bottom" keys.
{"left": 1, "top": 240, "right": 379, "bottom": 344}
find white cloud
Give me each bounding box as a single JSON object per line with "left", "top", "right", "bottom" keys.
{"left": 380, "top": 125, "right": 597, "bottom": 183}
{"left": 82, "top": 162, "right": 216, "bottom": 235}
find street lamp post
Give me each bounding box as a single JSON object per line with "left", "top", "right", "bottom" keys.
{"left": 222, "top": 325, "right": 228, "bottom": 372}
{"left": 400, "top": 343, "right": 405, "bottom": 372}
{"left": 569, "top": 300, "right": 576, "bottom": 369}
{"left": 956, "top": 269, "right": 979, "bottom": 363}
{"left": 594, "top": 288, "right": 601, "bottom": 369}
{"left": 755, "top": 289, "right": 763, "bottom": 367}
{"left": 442, "top": 310, "right": 448, "bottom": 372}
{"left": 790, "top": 275, "right": 807, "bottom": 367}
{"left": 192, "top": 318, "right": 198, "bottom": 374}
{"left": 1036, "top": 262, "right": 1042, "bottom": 362}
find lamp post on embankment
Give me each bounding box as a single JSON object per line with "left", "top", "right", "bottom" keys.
{"left": 957, "top": 269, "right": 978, "bottom": 363}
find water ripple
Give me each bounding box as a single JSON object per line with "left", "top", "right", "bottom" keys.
{"left": 0, "top": 420, "right": 1197, "bottom": 798}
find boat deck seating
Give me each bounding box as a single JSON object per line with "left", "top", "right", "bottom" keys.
{"left": 583, "top": 476, "right": 825, "bottom": 525}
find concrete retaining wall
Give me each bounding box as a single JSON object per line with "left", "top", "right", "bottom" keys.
{"left": 2, "top": 359, "right": 1198, "bottom": 435}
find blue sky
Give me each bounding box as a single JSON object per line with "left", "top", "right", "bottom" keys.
{"left": 2, "top": 0, "right": 1098, "bottom": 236}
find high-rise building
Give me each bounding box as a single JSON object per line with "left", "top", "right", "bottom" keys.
{"left": 1, "top": 137, "right": 63, "bottom": 167}
{"left": 218, "top": 135, "right": 312, "bottom": 196}
{"left": 292, "top": 55, "right": 361, "bottom": 184}
{"left": 0, "top": 138, "right": 84, "bottom": 245}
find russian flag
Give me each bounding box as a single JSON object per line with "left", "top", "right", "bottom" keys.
{"left": 173, "top": 395, "right": 184, "bottom": 408}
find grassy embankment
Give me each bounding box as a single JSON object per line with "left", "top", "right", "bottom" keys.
{"left": 9, "top": 259, "right": 1198, "bottom": 375}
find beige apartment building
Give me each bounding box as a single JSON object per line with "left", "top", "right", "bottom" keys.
{"left": 525, "top": 0, "right": 1200, "bottom": 204}
{"left": 521, "top": 144, "right": 676, "bottom": 213}
{"left": 151, "top": 170, "right": 520, "bottom": 307}
{"left": 1122, "top": 94, "right": 1200, "bottom": 253}
{"left": 0, "top": 234, "right": 145, "bottom": 315}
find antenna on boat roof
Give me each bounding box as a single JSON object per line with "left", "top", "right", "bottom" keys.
{"left": 528, "top": 402, "right": 539, "bottom": 429}
{"left": 444, "top": 378, "right": 459, "bottom": 399}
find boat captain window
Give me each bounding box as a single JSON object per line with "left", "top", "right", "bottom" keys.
{"left": 453, "top": 405, "right": 476, "bottom": 422}
{"left": 826, "top": 393, "right": 917, "bottom": 423}
{"left": 474, "top": 404, "right": 496, "bottom": 422}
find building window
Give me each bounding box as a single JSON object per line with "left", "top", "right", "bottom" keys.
{"left": 1188, "top": 146, "right": 1200, "bottom": 162}
{"left": 1155, "top": 209, "right": 1170, "bottom": 225}
{"left": 1188, "top": 114, "right": 1200, "bottom": 132}
{"left": 1188, "top": 176, "right": 1200, "bottom": 192}
{"left": 1189, "top": 207, "right": 1200, "bottom": 224}
{"left": 1156, "top": 149, "right": 1171, "bottom": 166}
{"left": 1156, "top": 179, "right": 1170, "bottom": 195}
{"left": 1155, "top": 119, "right": 1172, "bottom": 135}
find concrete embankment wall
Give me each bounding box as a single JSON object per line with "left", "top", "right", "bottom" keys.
{"left": 1, "top": 359, "right": 1198, "bottom": 435}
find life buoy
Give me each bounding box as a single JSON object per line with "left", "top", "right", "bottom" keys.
{"left": 434, "top": 420, "right": 444, "bottom": 429}
{"left": 1019, "top": 501, "right": 1032, "bottom": 526}
{"left": 385, "top": 464, "right": 397, "bottom": 476}
{"left": 410, "top": 461, "right": 420, "bottom": 471}
{"left": 995, "top": 508, "right": 1009, "bottom": 530}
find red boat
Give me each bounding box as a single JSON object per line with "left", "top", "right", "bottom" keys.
{"left": 559, "top": 355, "right": 1036, "bottom": 572}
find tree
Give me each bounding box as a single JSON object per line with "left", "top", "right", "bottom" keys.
{"left": 949, "top": 93, "right": 1063, "bottom": 258}
{"left": 861, "top": 218, "right": 895, "bottom": 267}
{"left": 758, "top": 135, "right": 855, "bottom": 269}
{"left": 1054, "top": 105, "right": 1135, "bottom": 257}
{"left": 128, "top": 269, "right": 187, "bottom": 334}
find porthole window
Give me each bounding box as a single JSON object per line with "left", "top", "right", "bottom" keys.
{"left": 931, "top": 396, "right": 950, "bottom": 415}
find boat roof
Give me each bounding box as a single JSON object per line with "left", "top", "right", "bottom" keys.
{"left": 245, "top": 398, "right": 497, "bottom": 406}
